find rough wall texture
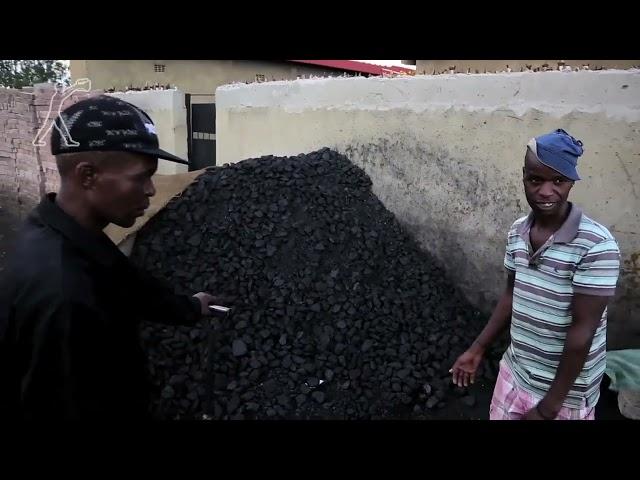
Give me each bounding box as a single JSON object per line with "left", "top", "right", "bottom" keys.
{"left": 0, "top": 84, "right": 99, "bottom": 217}
{"left": 216, "top": 70, "right": 640, "bottom": 349}
{"left": 0, "top": 89, "right": 38, "bottom": 216}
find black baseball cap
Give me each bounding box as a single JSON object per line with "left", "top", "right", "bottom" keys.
{"left": 51, "top": 94, "right": 188, "bottom": 165}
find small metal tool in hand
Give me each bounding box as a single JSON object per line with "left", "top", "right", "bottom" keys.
{"left": 208, "top": 304, "right": 232, "bottom": 318}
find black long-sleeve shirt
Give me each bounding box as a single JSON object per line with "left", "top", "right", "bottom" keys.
{"left": 0, "top": 193, "right": 201, "bottom": 420}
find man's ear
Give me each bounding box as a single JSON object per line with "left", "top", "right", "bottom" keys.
{"left": 76, "top": 161, "right": 97, "bottom": 189}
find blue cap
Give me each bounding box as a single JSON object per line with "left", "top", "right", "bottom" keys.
{"left": 527, "top": 129, "right": 583, "bottom": 181}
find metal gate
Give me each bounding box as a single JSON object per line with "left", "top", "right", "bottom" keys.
{"left": 186, "top": 94, "right": 216, "bottom": 171}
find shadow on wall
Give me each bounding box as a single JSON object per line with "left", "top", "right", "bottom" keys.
{"left": 340, "top": 136, "right": 524, "bottom": 308}
{"left": 339, "top": 135, "right": 637, "bottom": 350}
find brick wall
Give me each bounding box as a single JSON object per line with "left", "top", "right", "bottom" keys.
{"left": 0, "top": 88, "right": 38, "bottom": 217}
{"left": 0, "top": 84, "right": 100, "bottom": 217}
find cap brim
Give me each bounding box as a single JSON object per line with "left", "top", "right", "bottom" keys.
{"left": 535, "top": 153, "right": 581, "bottom": 181}
{"left": 131, "top": 147, "right": 189, "bottom": 165}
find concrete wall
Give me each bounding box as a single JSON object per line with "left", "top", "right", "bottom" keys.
{"left": 216, "top": 70, "right": 640, "bottom": 349}
{"left": 71, "top": 60, "right": 352, "bottom": 97}
{"left": 106, "top": 90, "right": 188, "bottom": 175}
{"left": 415, "top": 60, "right": 640, "bottom": 75}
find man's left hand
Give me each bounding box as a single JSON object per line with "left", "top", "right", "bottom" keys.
{"left": 523, "top": 404, "right": 558, "bottom": 420}
{"left": 522, "top": 407, "right": 546, "bottom": 420}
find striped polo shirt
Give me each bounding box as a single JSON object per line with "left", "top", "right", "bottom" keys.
{"left": 502, "top": 203, "right": 620, "bottom": 409}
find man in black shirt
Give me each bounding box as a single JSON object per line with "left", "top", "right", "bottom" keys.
{"left": 0, "top": 95, "right": 226, "bottom": 419}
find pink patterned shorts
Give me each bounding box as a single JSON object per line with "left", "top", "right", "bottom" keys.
{"left": 489, "top": 359, "right": 595, "bottom": 420}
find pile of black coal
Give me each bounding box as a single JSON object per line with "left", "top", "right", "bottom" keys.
{"left": 131, "top": 148, "right": 501, "bottom": 419}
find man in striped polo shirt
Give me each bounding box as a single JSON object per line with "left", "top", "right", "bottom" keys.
{"left": 450, "top": 129, "right": 621, "bottom": 420}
